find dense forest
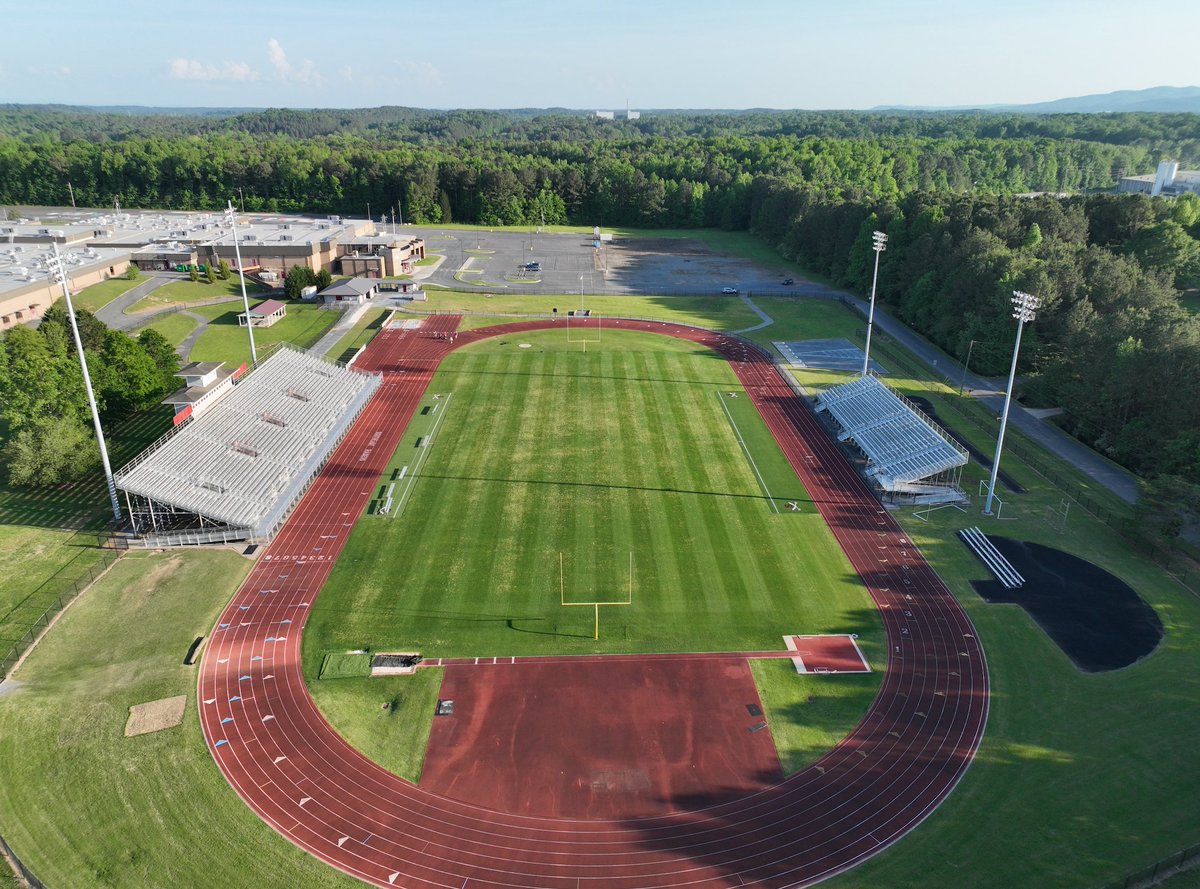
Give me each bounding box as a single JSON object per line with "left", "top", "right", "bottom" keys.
{"left": 1, "top": 105, "right": 1198, "bottom": 532}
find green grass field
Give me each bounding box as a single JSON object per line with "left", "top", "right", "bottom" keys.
{"left": 409, "top": 290, "right": 759, "bottom": 332}
{"left": 304, "top": 329, "right": 879, "bottom": 671}
{"left": 70, "top": 277, "right": 142, "bottom": 312}
{"left": 2, "top": 290, "right": 1198, "bottom": 889}
{"left": 128, "top": 277, "right": 264, "bottom": 313}
{"left": 0, "top": 550, "right": 358, "bottom": 889}
{"left": 186, "top": 302, "right": 339, "bottom": 367}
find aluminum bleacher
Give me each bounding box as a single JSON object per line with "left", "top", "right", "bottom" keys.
{"left": 115, "top": 345, "right": 381, "bottom": 544}
{"left": 815, "top": 374, "right": 967, "bottom": 499}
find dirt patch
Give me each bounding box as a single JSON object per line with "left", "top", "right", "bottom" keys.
{"left": 125, "top": 694, "right": 187, "bottom": 737}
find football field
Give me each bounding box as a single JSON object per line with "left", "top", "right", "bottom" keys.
{"left": 303, "top": 328, "right": 884, "bottom": 668}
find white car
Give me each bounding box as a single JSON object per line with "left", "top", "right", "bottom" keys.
{"left": 721, "top": 286, "right": 738, "bottom": 294}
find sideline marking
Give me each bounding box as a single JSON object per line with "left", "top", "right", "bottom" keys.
{"left": 717, "top": 390, "right": 779, "bottom": 514}
{"left": 388, "top": 392, "right": 454, "bottom": 520}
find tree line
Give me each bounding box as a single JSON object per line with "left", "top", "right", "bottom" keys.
{"left": 0, "top": 307, "right": 180, "bottom": 485}
{"left": 764, "top": 189, "right": 1200, "bottom": 492}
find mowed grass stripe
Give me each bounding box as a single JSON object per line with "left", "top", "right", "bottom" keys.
{"left": 305, "top": 329, "right": 881, "bottom": 662}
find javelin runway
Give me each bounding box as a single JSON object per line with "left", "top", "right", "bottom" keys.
{"left": 199, "top": 316, "right": 989, "bottom": 888}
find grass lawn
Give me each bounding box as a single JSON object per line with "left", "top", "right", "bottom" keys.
{"left": 0, "top": 549, "right": 358, "bottom": 889}
{"left": 409, "top": 289, "right": 760, "bottom": 332}
{"left": 304, "top": 328, "right": 884, "bottom": 774}
{"left": 129, "top": 278, "right": 265, "bottom": 313}
{"left": 0, "top": 407, "right": 173, "bottom": 667}
{"left": 188, "top": 302, "right": 338, "bottom": 367}
{"left": 136, "top": 311, "right": 199, "bottom": 346}
{"left": 326, "top": 306, "right": 389, "bottom": 364}
{"left": 309, "top": 668, "right": 443, "bottom": 783}
{"left": 71, "top": 277, "right": 141, "bottom": 312}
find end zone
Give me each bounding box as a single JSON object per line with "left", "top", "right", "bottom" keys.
{"left": 784, "top": 634, "right": 871, "bottom": 674}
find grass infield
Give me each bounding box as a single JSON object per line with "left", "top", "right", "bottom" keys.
{"left": 304, "top": 329, "right": 881, "bottom": 672}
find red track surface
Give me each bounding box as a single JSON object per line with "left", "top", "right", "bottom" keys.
{"left": 199, "top": 317, "right": 989, "bottom": 889}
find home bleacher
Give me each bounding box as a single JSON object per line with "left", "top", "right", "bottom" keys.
{"left": 115, "top": 345, "right": 381, "bottom": 546}
{"left": 815, "top": 374, "right": 968, "bottom": 503}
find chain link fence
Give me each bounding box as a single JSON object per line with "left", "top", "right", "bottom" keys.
{"left": 0, "top": 537, "right": 120, "bottom": 682}
{"left": 1098, "top": 842, "right": 1200, "bottom": 889}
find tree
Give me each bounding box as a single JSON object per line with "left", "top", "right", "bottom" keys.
{"left": 124, "top": 264, "right": 140, "bottom": 280}
{"left": 205, "top": 264, "right": 217, "bottom": 285}
{"left": 284, "top": 264, "right": 310, "bottom": 298}
{"left": 316, "top": 267, "right": 332, "bottom": 289}
{"left": 188, "top": 266, "right": 200, "bottom": 282}
{"left": 2, "top": 414, "right": 99, "bottom": 486}
{"left": 218, "top": 258, "right": 231, "bottom": 280}
{"left": 136, "top": 328, "right": 181, "bottom": 394}
{"left": 1021, "top": 222, "right": 1043, "bottom": 249}
{"left": 96, "top": 329, "right": 163, "bottom": 417}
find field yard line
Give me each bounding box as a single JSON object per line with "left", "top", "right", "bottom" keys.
{"left": 716, "top": 390, "right": 779, "bottom": 514}
{"left": 390, "top": 393, "right": 454, "bottom": 519}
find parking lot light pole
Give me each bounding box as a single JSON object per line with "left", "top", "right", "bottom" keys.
{"left": 225, "top": 201, "right": 258, "bottom": 367}
{"left": 579, "top": 275, "right": 585, "bottom": 311}
{"left": 861, "top": 230, "right": 887, "bottom": 376}
{"left": 983, "top": 291, "right": 1039, "bottom": 517}
{"left": 48, "top": 243, "right": 122, "bottom": 524}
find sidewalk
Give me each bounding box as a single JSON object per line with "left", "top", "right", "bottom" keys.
{"left": 310, "top": 303, "right": 370, "bottom": 359}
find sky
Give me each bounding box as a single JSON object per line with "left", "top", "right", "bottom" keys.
{"left": 1, "top": 0, "right": 1196, "bottom": 110}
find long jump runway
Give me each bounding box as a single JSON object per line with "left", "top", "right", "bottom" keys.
{"left": 199, "top": 316, "right": 989, "bottom": 888}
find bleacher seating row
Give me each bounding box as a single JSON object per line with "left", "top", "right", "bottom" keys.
{"left": 816, "top": 375, "right": 967, "bottom": 492}
{"left": 115, "top": 347, "right": 381, "bottom": 535}
{"left": 958, "top": 526, "right": 1025, "bottom": 588}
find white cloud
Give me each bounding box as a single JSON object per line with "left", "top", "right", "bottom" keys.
{"left": 266, "top": 38, "right": 322, "bottom": 86}
{"left": 403, "top": 60, "right": 443, "bottom": 87}
{"left": 169, "top": 58, "right": 259, "bottom": 82}
{"left": 339, "top": 66, "right": 354, "bottom": 83}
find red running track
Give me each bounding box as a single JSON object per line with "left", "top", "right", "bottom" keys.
{"left": 199, "top": 316, "right": 989, "bottom": 889}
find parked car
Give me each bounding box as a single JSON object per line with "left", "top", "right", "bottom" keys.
{"left": 782, "top": 278, "right": 794, "bottom": 286}
{"left": 721, "top": 286, "right": 738, "bottom": 294}
{"left": 524, "top": 261, "right": 541, "bottom": 271}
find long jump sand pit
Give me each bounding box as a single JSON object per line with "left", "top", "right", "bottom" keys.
{"left": 124, "top": 694, "right": 187, "bottom": 737}
{"left": 420, "top": 656, "right": 782, "bottom": 819}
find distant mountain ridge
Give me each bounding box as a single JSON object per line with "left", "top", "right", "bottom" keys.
{"left": 875, "top": 85, "right": 1200, "bottom": 114}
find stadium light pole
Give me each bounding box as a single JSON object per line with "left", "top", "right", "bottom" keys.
{"left": 579, "top": 275, "right": 585, "bottom": 312}
{"left": 861, "top": 230, "right": 887, "bottom": 376}
{"left": 225, "top": 201, "right": 258, "bottom": 367}
{"left": 983, "top": 291, "right": 1039, "bottom": 517}
{"left": 47, "top": 242, "right": 122, "bottom": 523}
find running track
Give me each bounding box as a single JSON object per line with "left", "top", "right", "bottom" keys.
{"left": 199, "top": 316, "right": 989, "bottom": 888}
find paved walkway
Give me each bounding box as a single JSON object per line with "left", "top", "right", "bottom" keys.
{"left": 175, "top": 310, "right": 210, "bottom": 361}
{"left": 94, "top": 273, "right": 179, "bottom": 331}
{"left": 309, "top": 302, "right": 370, "bottom": 359}
{"left": 733, "top": 292, "right": 774, "bottom": 333}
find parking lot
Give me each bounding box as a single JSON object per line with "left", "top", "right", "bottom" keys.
{"left": 410, "top": 227, "right": 804, "bottom": 296}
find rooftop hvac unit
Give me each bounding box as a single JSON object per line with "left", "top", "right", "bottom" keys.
{"left": 242, "top": 234, "right": 256, "bottom": 241}
{"left": 278, "top": 235, "right": 293, "bottom": 241}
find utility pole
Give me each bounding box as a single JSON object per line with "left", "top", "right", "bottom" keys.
{"left": 958, "top": 339, "right": 977, "bottom": 396}
{"left": 861, "top": 230, "right": 887, "bottom": 376}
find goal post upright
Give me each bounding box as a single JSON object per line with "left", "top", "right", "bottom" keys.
{"left": 559, "top": 550, "right": 633, "bottom": 641}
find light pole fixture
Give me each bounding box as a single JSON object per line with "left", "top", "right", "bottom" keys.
{"left": 861, "top": 230, "right": 888, "bottom": 376}
{"left": 983, "top": 290, "right": 1039, "bottom": 516}
{"left": 958, "top": 338, "right": 977, "bottom": 396}
{"left": 225, "top": 201, "right": 258, "bottom": 367}
{"left": 47, "top": 242, "right": 122, "bottom": 523}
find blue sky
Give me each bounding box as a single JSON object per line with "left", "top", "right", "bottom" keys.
{"left": 1, "top": 0, "right": 1195, "bottom": 109}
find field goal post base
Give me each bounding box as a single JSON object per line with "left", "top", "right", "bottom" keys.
{"left": 559, "top": 551, "right": 632, "bottom": 640}
{"left": 566, "top": 314, "right": 602, "bottom": 345}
